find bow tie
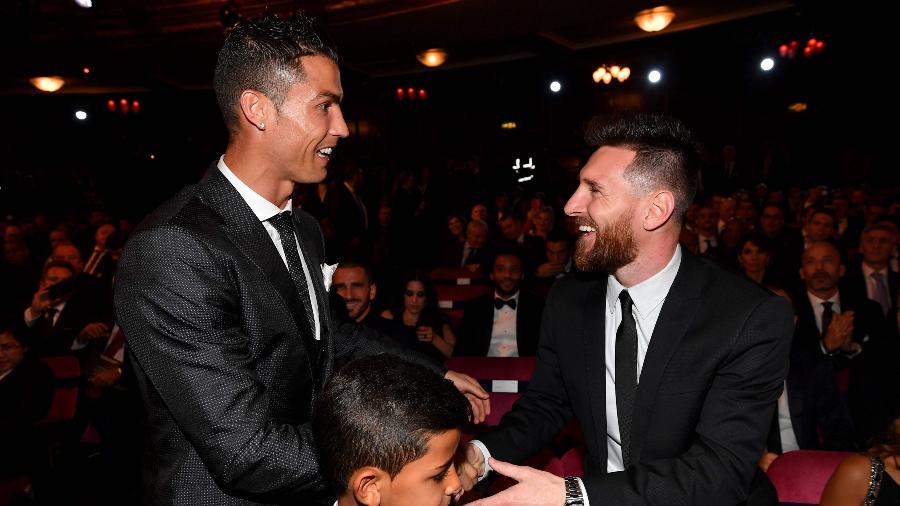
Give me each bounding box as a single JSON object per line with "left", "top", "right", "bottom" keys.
{"left": 494, "top": 298, "right": 517, "bottom": 310}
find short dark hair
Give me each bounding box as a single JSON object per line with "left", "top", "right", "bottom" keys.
{"left": 584, "top": 113, "right": 700, "bottom": 222}
{"left": 313, "top": 355, "right": 470, "bottom": 493}
{"left": 42, "top": 259, "right": 76, "bottom": 280}
{"left": 545, "top": 229, "right": 570, "bottom": 245}
{"left": 0, "top": 314, "right": 30, "bottom": 347}
{"left": 335, "top": 261, "right": 373, "bottom": 284}
{"left": 490, "top": 247, "right": 524, "bottom": 270}
{"left": 214, "top": 12, "right": 338, "bottom": 132}
{"left": 737, "top": 232, "right": 770, "bottom": 254}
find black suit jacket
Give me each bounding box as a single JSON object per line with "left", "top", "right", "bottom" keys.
{"left": 479, "top": 250, "right": 794, "bottom": 504}
{"left": 114, "top": 164, "right": 441, "bottom": 505}
{"left": 455, "top": 291, "right": 544, "bottom": 357}
{"left": 766, "top": 341, "right": 855, "bottom": 453}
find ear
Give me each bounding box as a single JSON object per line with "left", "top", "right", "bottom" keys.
{"left": 369, "top": 283, "right": 377, "bottom": 301}
{"left": 348, "top": 466, "right": 389, "bottom": 506}
{"left": 839, "top": 264, "right": 846, "bottom": 278}
{"left": 643, "top": 190, "right": 676, "bottom": 231}
{"left": 238, "top": 89, "right": 270, "bottom": 132}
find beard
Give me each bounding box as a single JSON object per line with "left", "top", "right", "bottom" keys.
{"left": 573, "top": 210, "right": 637, "bottom": 273}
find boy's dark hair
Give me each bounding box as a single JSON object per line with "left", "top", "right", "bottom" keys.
{"left": 313, "top": 354, "right": 470, "bottom": 493}
{"left": 214, "top": 12, "right": 338, "bottom": 133}
{"left": 584, "top": 113, "right": 701, "bottom": 223}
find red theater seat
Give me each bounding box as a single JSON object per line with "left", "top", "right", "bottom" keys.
{"left": 766, "top": 450, "right": 852, "bottom": 504}
{"left": 38, "top": 356, "right": 81, "bottom": 425}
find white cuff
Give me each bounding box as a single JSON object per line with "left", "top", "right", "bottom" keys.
{"left": 576, "top": 477, "right": 590, "bottom": 506}
{"left": 470, "top": 440, "right": 493, "bottom": 481}
{"left": 24, "top": 307, "right": 39, "bottom": 327}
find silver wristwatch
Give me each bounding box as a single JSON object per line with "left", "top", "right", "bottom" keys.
{"left": 564, "top": 476, "right": 584, "bottom": 506}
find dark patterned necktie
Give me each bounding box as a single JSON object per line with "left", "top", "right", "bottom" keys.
{"left": 821, "top": 301, "right": 833, "bottom": 337}
{"left": 269, "top": 212, "right": 316, "bottom": 338}
{"left": 616, "top": 289, "right": 638, "bottom": 468}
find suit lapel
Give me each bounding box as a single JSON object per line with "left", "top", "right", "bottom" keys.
{"left": 583, "top": 279, "right": 609, "bottom": 463}
{"left": 293, "top": 212, "right": 329, "bottom": 342}
{"left": 629, "top": 252, "right": 704, "bottom": 464}
{"left": 197, "top": 167, "right": 314, "bottom": 346}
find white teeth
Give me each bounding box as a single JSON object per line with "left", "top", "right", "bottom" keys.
{"left": 579, "top": 225, "right": 596, "bottom": 233}
{"left": 318, "top": 147, "right": 333, "bottom": 155}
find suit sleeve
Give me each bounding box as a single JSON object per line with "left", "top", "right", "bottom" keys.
{"left": 478, "top": 282, "right": 575, "bottom": 462}
{"left": 114, "top": 225, "right": 328, "bottom": 503}
{"left": 582, "top": 295, "right": 794, "bottom": 505}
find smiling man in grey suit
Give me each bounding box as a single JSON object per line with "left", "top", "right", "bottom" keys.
{"left": 460, "top": 113, "right": 793, "bottom": 505}
{"left": 114, "top": 12, "right": 487, "bottom": 505}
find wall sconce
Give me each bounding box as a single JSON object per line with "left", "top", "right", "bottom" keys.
{"left": 416, "top": 48, "right": 447, "bottom": 68}
{"left": 634, "top": 6, "right": 675, "bottom": 32}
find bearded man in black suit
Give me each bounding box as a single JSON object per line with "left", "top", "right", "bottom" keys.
{"left": 114, "top": 12, "right": 487, "bottom": 505}
{"left": 459, "top": 113, "right": 793, "bottom": 505}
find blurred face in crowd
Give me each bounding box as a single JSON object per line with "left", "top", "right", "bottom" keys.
{"left": 447, "top": 217, "right": 464, "bottom": 238}
{"left": 860, "top": 229, "right": 896, "bottom": 269}
{"left": 533, "top": 210, "right": 553, "bottom": 236}
{"left": 40, "top": 265, "right": 74, "bottom": 291}
{"left": 865, "top": 204, "right": 887, "bottom": 224}
{"left": 491, "top": 254, "right": 523, "bottom": 297}
{"left": 48, "top": 228, "right": 68, "bottom": 249}
{"left": 805, "top": 212, "right": 835, "bottom": 242}
{"left": 564, "top": 146, "right": 639, "bottom": 273}
{"left": 718, "top": 198, "right": 736, "bottom": 221}
{"left": 545, "top": 240, "right": 570, "bottom": 265}
{"left": 850, "top": 190, "right": 866, "bottom": 207}
{"left": 470, "top": 204, "right": 488, "bottom": 223}
{"left": 95, "top": 224, "right": 117, "bottom": 249}
{"left": 736, "top": 200, "right": 757, "bottom": 222}
{"left": 499, "top": 216, "right": 522, "bottom": 242}
{"left": 3, "top": 240, "right": 29, "bottom": 266}
{"left": 760, "top": 206, "right": 785, "bottom": 237}
{"left": 378, "top": 205, "right": 391, "bottom": 226}
{"left": 52, "top": 244, "right": 84, "bottom": 272}
{"left": 738, "top": 240, "right": 769, "bottom": 278}
{"left": 403, "top": 281, "right": 427, "bottom": 316}
{"left": 333, "top": 266, "right": 376, "bottom": 322}
{"left": 832, "top": 198, "right": 849, "bottom": 220}
{"left": 0, "top": 332, "right": 27, "bottom": 377}
{"left": 695, "top": 207, "right": 718, "bottom": 235}
{"left": 465, "top": 222, "right": 487, "bottom": 249}
{"left": 3, "top": 225, "right": 22, "bottom": 243}
{"left": 800, "top": 242, "right": 844, "bottom": 297}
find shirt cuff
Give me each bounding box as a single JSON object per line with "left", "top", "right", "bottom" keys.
{"left": 576, "top": 478, "right": 590, "bottom": 506}
{"left": 819, "top": 340, "right": 835, "bottom": 356}
{"left": 470, "top": 440, "right": 493, "bottom": 481}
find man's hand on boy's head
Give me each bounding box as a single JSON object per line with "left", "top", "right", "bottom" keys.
{"left": 457, "top": 443, "right": 485, "bottom": 493}
{"left": 444, "top": 370, "right": 491, "bottom": 424}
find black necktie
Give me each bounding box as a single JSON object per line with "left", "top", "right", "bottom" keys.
{"left": 269, "top": 212, "right": 316, "bottom": 339}
{"left": 821, "top": 301, "right": 834, "bottom": 337}
{"left": 494, "top": 298, "right": 516, "bottom": 310}
{"left": 616, "top": 290, "right": 638, "bottom": 468}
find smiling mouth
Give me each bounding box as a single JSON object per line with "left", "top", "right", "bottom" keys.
{"left": 316, "top": 146, "right": 334, "bottom": 159}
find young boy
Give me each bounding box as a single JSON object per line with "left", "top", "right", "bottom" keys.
{"left": 313, "top": 354, "right": 471, "bottom": 506}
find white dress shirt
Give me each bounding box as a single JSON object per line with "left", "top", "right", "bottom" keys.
{"left": 488, "top": 291, "right": 520, "bottom": 357}
{"left": 604, "top": 245, "right": 682, "bottom": 472}
{"left": 218, "top": 157, "right": 321, "bottom": 340}
{"left": 776, "top": 381, "right": 800, "bottom": 452}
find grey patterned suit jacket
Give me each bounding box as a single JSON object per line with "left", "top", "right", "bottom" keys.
{"left": 115, "top": 163, "right": 440, "bottom": 505}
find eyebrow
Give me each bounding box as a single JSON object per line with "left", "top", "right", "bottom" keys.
{"left": 582, "top": 178, "right": 604, "bottom": 191}
{"left": 432, "top": 455, "right": 454, "bottom": 473}
{"left": 315, "top": 91, "right": 343, "bottom": 104}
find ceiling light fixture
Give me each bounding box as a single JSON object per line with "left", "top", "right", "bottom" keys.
{"left": 416, "top": 48, "right": 447, "bottom": 68}
{"left": 30, "top": 76, "right": 65, "bottom": 93}
{"left": 634, "top": 6, "right": 675, "bottom": 32}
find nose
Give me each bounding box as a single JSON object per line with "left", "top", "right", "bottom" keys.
{"left": 564, "top": 188, "right": 585, "bottom": 216}
{"left": 445, "top": 465, "right": 462, "bottom": 497}
{"left": 330, "top": 106, "right": 350, "bottom": 138}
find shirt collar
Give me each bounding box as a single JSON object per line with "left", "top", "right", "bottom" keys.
{"left": 218, "top": 156, "right": 291, "bottom": 222}
{"left": 807, "top": 290, "right": 840, "bottom": 308}
{"left": 861, "top": 262, "right": 887, "bottom": 278}
{"left": 606, "top": 244, "right": 682, "bottom": 318}
{"left": 494, "top": 290, "right": 520, "bottom": 302}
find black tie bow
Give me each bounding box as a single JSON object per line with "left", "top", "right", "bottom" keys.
{"left": 494, "top": 298, "right": 516, "bottom": 310}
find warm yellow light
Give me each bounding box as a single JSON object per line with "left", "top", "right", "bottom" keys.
{"left": 634, "top": 6, "right": 675, "bottom": 32}
{"left": 788, "top": 102, "right": 808, "bottom": 113}
{"left": 30, "top": 76, "right": 65, "bottom": 92}
{"left": 602, "top": 73, "right": 612, "bottom": 84}
{"left": 610, "top": 66, "right": 621, "bottom": 77}
{"left": 618, "top": 67, "right": 631, "bottom": 81}
{"left": 501, "top": 122, "right": 517, "bottom": 130}
{"left": 416, "top": 48, "right": 447, "bottom": 67}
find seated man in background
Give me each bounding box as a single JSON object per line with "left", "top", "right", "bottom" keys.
{"left": 0, "top": 316, "right": 55, "bottom": 478}
{"left": 313, "top": 354, "right": 470, "bottom": 506}
{"left": 331, "top": 261, "right": 411, "bottom": 345}
{"left": 457, "top": 249, "right": 543, "bottom": 357}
